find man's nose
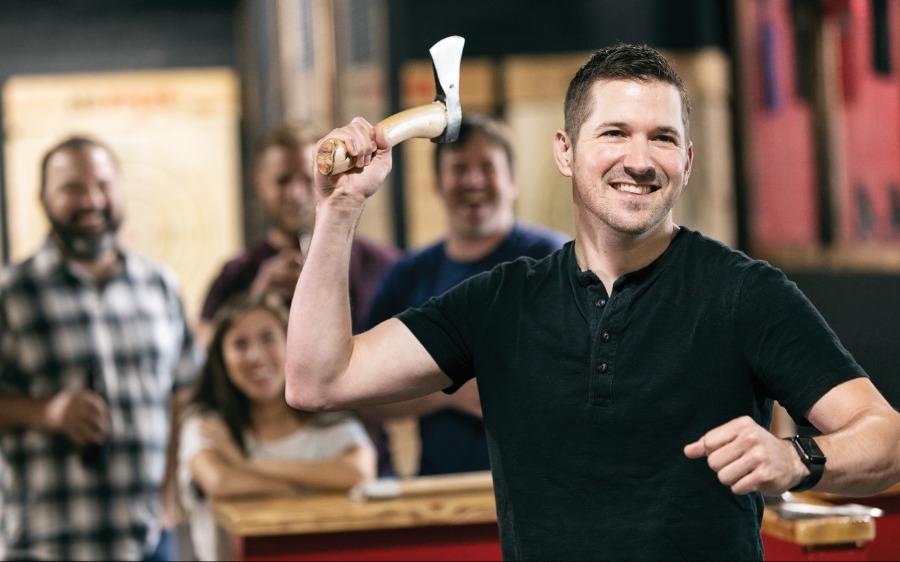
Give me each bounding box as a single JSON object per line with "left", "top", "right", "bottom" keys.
{"left": 622, "top": 140, "right": 656, "bottom": 182}
{"left": 244, "top": 341, "right": 265, "bottom": 362}
{"left": 79, "top": 184, "right": 108, "bottom": 210}
{"left": 459, "top": 166, "right": 487, "bottom": 187}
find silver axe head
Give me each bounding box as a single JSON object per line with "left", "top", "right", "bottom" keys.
{"left": 315, "top": 36, "right": 465, "bottom": 176}
{"left": 429, "top": 35, "right": 465, "bottom": 144}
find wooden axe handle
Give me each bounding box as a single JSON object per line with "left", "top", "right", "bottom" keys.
{"left": 316, "top": 102, "right": 448, "bottom": 176}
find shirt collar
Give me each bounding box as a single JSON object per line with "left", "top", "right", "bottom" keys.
{"left": 566, "top": 227, "right": 690, "bottom": 295}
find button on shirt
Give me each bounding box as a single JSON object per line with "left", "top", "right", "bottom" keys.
{"left": 0, "top": 240, "right": 203, "bottom": 561}
{"left": 399, "top": 228, "right": 866, "bottom": 560}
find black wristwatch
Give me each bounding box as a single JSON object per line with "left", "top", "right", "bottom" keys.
{"left": 786, "top": 435, "right": 827, "bottom": 492}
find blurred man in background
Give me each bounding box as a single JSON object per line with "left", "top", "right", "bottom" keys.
{"left": 0, "top": 136, "right": 203, "bottom": 560}
{"left": 364, "top": 114, "right": 568, "bottom": 475}
{"left": 199, "top": 126, "right": 399, "bottom": 342}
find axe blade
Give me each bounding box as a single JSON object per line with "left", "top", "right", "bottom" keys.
{"left": 429, "top": 35, "right": 465, "bottom": 144}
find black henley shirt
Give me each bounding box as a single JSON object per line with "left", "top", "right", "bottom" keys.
{"left": 398, "top": 227, "right": 865, "bottom": 561}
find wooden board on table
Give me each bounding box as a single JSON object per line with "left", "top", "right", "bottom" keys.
{"left": 214, "top": 477, "right": 496, "bottom": 537}
{"left": 762, "top": 507, "right": 875, "bottom": 546}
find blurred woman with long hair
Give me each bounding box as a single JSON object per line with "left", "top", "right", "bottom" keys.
{"left": 178, "top": 295, "right": 375, "bottom": 560}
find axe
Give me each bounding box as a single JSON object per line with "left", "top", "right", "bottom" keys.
{"left": 316, "top": 35, "right": 465, "bottom": 176}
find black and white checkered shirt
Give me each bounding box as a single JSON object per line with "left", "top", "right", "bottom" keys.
{"left": 0, "top": 239, "right": 203, "bottom": 560}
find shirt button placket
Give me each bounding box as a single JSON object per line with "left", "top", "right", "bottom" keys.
{"left": 591, "top": 293, "right": 614, "bottom": 406}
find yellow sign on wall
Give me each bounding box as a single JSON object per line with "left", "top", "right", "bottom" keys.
{"left": 2, "top": 68, "right": 243, "bottom": 321}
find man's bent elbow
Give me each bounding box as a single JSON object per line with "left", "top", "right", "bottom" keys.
{"left": 284, "top": 365, "right": 333, "bottom": 412}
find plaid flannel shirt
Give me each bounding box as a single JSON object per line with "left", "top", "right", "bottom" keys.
{"left": 0, "top": 239, "right": 203, "bottom": 561}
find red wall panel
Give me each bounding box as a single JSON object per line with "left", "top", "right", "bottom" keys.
{"left": 835, "top": 0, "right": 900, "bottom": 243}
{"left": 742, "top": 0, "right": 819, "bottom": 247}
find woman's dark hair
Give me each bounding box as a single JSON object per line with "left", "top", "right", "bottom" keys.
{"left": 187, "top": 294, "right": 308, "bottom": 452}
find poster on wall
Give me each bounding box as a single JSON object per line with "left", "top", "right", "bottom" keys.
{"left": 2, "top": 68, "right": 244, "bottom": 320}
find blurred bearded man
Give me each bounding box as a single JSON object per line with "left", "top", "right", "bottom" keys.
{"left": 0, "top": 136, "right": 203, "bottom": 561}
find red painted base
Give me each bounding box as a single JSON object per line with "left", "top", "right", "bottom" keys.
{"left": 825, "top": 495, "right": 900, "bottom": 562}
{"left": 762, "top": 534, "right": 870, "bottom": 561}
{"left": 232, "top": 523, "right": 503, "bottom": 561}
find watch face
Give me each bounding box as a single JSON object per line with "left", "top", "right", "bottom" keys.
{"left": 798, "top": 437, "right": 827, "bottom": 464}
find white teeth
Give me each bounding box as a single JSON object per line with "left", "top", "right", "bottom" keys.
{"left": 612, "top": 183, "right": 653, "bottom": 195}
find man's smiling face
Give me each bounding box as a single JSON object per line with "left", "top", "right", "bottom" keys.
{"left": 564, "top": 78, "right": 693, "bottom": 237}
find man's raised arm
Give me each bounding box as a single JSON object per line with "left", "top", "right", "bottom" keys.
{"left": 285, "top": 118, "right": 451, "bottom": 411}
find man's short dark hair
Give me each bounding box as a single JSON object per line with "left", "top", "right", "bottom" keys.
{"left": 39, "top": 135, "right": 118, "bottom": 195}
{"left": 433, "top": 113, "right": 515, "bottom": 177}
{"left": 564, "top": 43, "right": 691, "bottom": 142}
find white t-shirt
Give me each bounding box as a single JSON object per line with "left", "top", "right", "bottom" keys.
{"left": 177, "top": 411, "right": 372, "bottom": 561}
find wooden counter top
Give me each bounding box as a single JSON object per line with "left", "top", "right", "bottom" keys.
{"left": 214, "top": 472, "right": 497, "bottom": 537}
{"left": 762, "top": 492, "right": 877, "bottom": 546}
{"left": 214, "top": 469, "right": 880, "bottom": 548}
{"left": 761, "top": 508, "right": 876, "bottom": 546}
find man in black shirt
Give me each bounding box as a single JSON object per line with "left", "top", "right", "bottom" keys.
{"left": 284, "top": 44, "right": 900, "bottom": 560}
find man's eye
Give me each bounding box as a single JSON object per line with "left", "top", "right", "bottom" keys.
{"left": 602, "top": 130, "right": 624, "bottom": 138}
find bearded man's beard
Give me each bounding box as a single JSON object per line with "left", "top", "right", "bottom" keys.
{"left": 49, "top": 209, "right": 122, "bottom": 261}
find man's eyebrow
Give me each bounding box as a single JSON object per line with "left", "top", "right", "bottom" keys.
{"left": 653, "top": 126, "right": 681, "bottom": 137}
{"left": 595, "top": 121, "right": 628, "bottom": 130}
{"left": 593, "top": 122, "right": 683, "bottom": 139}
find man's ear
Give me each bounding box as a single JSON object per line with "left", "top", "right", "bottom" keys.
{"left": 553, "top": 130, "right": 573, "bottom": 178}
{"left": 683, "top": 141, "right": 694, "bottom": 187}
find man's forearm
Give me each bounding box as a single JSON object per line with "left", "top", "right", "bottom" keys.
{"left": 0, "top": 394, "right": 51, "bottom": 431}
{"left": 285, "top": 197, "right": 364, "bottom": 409}
{"left": 816, "top": 405, "right": 900, "bottom": 496}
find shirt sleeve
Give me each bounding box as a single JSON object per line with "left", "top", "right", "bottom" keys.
{"left": 169, "top": 286, "right": 205, "bottom": 392}
{"left": 365, "top": 262, "right": 409, "bottom": 330}
{"left": 349, "top": 239, "right": 401, "bottom": 334}
{"left": 199, "top": 265, "right": 236, "bottom": 322}
{"left": 735, "top": 261, "right": 867, "bottom": 425}
{"left": 173, "top": 314, "right": 204, "bottom": 392}
{"left": 0, "top": 286, "right": 27, "bottom": 395}
{"left": 397, "top": 267, "right": 499, "bottom": 393}
{"left": 0, "top": 299, "right": 15, "bottom": 394}
{"left": 177, "top": 413, "right": 215, "bottom": 510}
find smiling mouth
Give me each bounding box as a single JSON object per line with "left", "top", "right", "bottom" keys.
{"left": 610, "top": 182, "right": 660, "bottom": 195}
{"left": 247, "top": 370, "right": 278, "bottom": 383}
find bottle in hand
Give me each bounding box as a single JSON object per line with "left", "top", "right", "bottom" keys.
{"left": 80, "top": 360, "right": 110, "bottom": 469}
